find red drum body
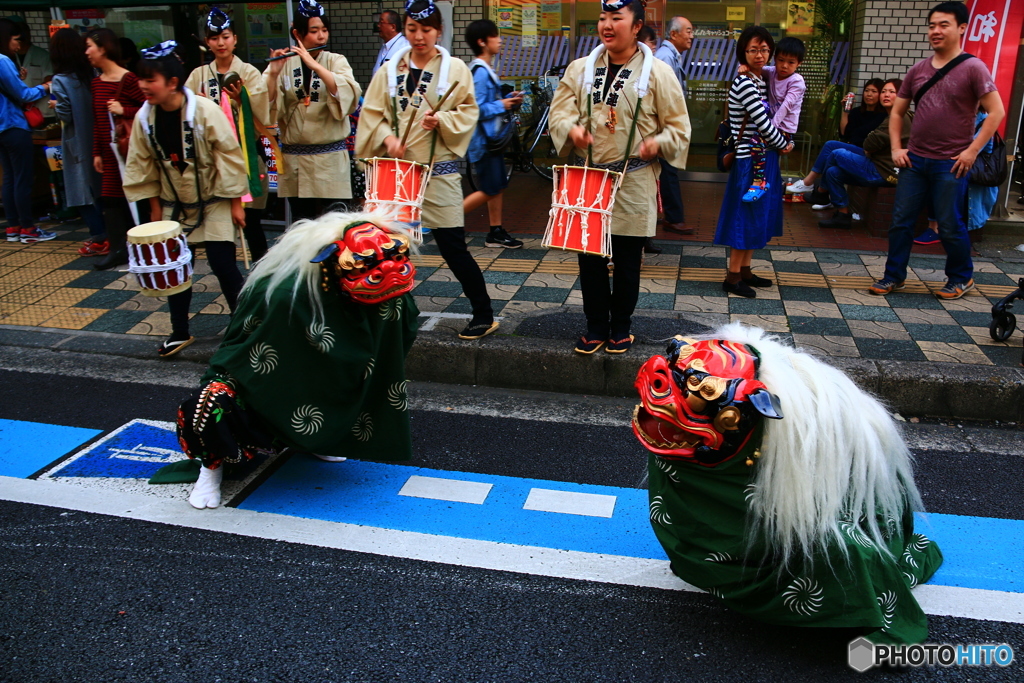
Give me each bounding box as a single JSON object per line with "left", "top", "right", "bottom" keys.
{"left": 362, "top": 157, "right": 430, "bottom": 241}
{"left": 126, "top": 221, "right": 194, "bottom": 297}
{"left": 542, "top": 165, "right": 621, "bottom": 258}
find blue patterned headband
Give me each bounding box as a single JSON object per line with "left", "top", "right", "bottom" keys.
{"left": 298, "top": 0, "right": 325, "bottom": 19}
{"left": 141, "top": 40, "right": 177, "bottom": 60}
{"left": 405, "top": 0, "right": 439, "bottom": 21}
{"left": 602, "top": 0, "right": 635, "bottom": 11}
{"left": 206, "top": 8, "right": 232, "bottom": 34}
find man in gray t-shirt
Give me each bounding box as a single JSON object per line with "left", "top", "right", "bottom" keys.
{"left": 870, "top": 1, "right": 1004, "bottom": 301}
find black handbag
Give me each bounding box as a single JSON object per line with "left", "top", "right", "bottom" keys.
{"left": 715, "top": 113, "right": 748, "bottom": 172}
{"left": 969, "top": 129, "right": 1007, "bottom": 187}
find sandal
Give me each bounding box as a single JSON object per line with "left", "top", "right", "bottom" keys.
{"left": 605, "top": 334, "right": 635, "bottom": 354}
{"left": 574, "top": 336, "right": 606, "bottom": 354}
{"left": 458, "top": 320, "right": 499, "bottom": 340}
{"left": 158, "top": 336, "right": 195, "bottom": 358}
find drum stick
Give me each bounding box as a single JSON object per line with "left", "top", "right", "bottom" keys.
{"left": 399, "top": 81, "right": 460, "bottom": 151}
{"left": 239, "top": 224, "right": 251, "bottom": 270}
{"left": 267, "top": 44, "right": 328, "bottom": 62}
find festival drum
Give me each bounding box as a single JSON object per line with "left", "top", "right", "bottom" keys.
{"left": 126, "top": 221, "right": 194, "bottom": 297}
{"left": 362, "top": 157, "right": 430, "bottom": 241}
{"left": 542, "top": 165, "right": 621, "bottom": 258}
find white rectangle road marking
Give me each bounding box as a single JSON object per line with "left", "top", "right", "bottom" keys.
{"left": 398, "top": 475, "right": 492, "bottom": 504}
{"left": 523, "top": 488, "right": 617, "bottom": 518}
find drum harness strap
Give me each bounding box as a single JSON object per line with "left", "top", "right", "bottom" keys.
{"left": 386, "top": 46, "right": 456, "bottom": 176}
{"left": 139, "top": 88, "right": 212, "bottom": 234}
{"left": 581, "top": 42, "right": 654, "bottom": 184}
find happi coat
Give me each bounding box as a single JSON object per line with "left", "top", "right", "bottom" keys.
{"left": 549, "top": 45, "right": 691, "bottom": 237}
{"left": 123, "top": 89, "right": 249, "bottom": 243}
{"left": 356, "top": 47, "right": 478, "bottom": 228}
{"left": 186, "top": 56, "right": 271, "bottom": 210}
{"left": 265, "top": 51, "right": 361, "bottom": 199}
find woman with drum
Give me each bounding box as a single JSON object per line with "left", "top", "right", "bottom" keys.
{"left": 123, "top": 42, "right": 250, "bottom": 357}
{"left": 549, "top": 0, "right": 690, "bottom": 355}
{"left": 263, "top": 0, "right": 361, "bottom": 221}
{"left": 714, "top": 27, "right": 791, "bottom": 299}
{"left": 185, "top": 8, "right": 271, "bottom": 262}
{"left": 356, "top": 0, "right": 496, "bottom": 340}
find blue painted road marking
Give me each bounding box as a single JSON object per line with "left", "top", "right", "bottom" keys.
{"left": 0, "top": 418, "right": 102, "bottom": 479}
{"left": 47, "top": 419, "right": 265, "bottom": 481}
{"left": 4, "top": 417, "right": 1023, "bottom": 596}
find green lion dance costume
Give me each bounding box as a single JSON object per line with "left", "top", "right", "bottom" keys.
{"left": 632, "top": 324, "right": 942, "bottom": 644}
{"left": 176, "top": 211, "right": 420, "bottom": 509}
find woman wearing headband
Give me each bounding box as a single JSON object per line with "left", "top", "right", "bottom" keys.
{"left": 185, "top": 8, "right": 271, "bottom": 262}
{"left": 123, "top": 42, "right": 250, "bottom": 358}
{"left": 549, "top": 0, "right": 690, "bottom": 355}
{"left": 264, "top": 0, "right": 361, "bottom": 221}
{"left": 356, "top": 0, "right": 496, "bottom": 340}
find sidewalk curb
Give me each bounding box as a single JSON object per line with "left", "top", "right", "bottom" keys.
{"left": 2, "top": 325, "right": 1022, "bottom": 422}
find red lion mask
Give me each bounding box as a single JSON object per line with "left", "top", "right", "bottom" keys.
{"left": 311, "top": 222, "right": 415, "bottom": 304}
{"left": 633, "top": 336, "right": 783, "bottom": 466}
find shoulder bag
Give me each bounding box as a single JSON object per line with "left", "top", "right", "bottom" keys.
{"left": 110, "top": 76, "right": 134, "bottom": 159}
{"left": 969, "top": 118, "right": 1007, "bottom": 187}
{"left": 472, "top": 64, "right": 516, "bottom": 153}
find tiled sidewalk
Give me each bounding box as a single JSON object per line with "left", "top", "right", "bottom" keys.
{"left": 1, "top": 223, "right": 1022, "bottom": 368}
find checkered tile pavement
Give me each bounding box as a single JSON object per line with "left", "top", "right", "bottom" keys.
{"left": 2, "top": 223, "right": 1022, "bottom": 368}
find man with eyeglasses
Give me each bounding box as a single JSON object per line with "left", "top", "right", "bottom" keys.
{"left": 372, "top": 10, "right": 409, "bottom": 78}
{"left": 654, "top": 16, "right": 693, "bottom": 236}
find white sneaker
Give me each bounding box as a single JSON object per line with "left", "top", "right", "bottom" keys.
{"left": 851, "top": 213, "right": 861, "bottom": 221}
{"left": 812, "top": 203, "right": 834, "bottom": 211}
{"left": 786, "top": 180, "right": 815, "bottom": 194}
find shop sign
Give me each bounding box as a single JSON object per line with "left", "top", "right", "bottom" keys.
{"left": 963, "top": 0, "right": 1024, "bottom": 134}
{"left": 522, "top": 4, "right": 538, "bottom": 47}
{"left": 726, "top": 7, "right": 745, "bottom": 22}
{"left": 541, "top": 1, "right": 560, "bottom": 31}
{"left": 497, "top": 7, "right": 514, "bottom": 29}
{"left": 44, "top": 146, "right": 62, "bottom": 172}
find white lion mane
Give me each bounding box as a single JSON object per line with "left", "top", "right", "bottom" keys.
{"left": 240, "top": 210, "right": 417, "bottom": 324}
{"left": 705, "top": 323, "right": 923, "bottom": 568}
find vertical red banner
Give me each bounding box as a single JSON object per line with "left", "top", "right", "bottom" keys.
{"left": 963, "top": 0, "right": 1024, "bottom": 134}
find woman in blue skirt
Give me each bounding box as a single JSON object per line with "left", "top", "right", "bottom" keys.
{"left": 714, "top": 27, "right": 792, "bottom": 298}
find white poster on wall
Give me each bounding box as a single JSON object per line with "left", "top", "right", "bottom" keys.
{"left": 437, "top": 1, "right": 454, "bottom": 52}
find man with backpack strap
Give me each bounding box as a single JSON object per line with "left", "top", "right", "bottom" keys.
{"left": 870, "top": 1, "right": 1003, "bottom": 301}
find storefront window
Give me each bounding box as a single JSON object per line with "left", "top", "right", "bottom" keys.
{"left": 64, "top": 7, "right": 175, "bottom": 52}
{"left": 483, "top": 0, "right": 852, "bottom": 174}
{"left": 196, "top": 4, "right": 291, "bottom": 64}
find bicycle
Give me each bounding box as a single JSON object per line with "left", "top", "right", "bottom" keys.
{"left": 466, "top": 64, "right": 565, "bottom": 191}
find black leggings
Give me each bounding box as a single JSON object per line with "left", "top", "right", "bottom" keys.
{"left": 101, "top": 197, "right": 135, "bottom": 253}
{"left": 288, "top": 197, "right": 347, "bottom": 223}
{"left": 577, "top": 234, "right": 646, "bottom": 340}
{"left": 431, "top": 226, "right": 493, "bottom": 322}
{"left": 168, "top": 241, "right": 244, "bottom": 338}
{"left": 243, "top": 208, "right": 268, "bottom": 262}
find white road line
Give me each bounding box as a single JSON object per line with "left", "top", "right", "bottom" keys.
{"left": 3, "top": 476, "right": 1023, "bottom": 625}
{"left": 398, "top": 475, "right": 493, "bottom": 504}
{"left": 524, "top": 488, "right": 617, "bottom": 518}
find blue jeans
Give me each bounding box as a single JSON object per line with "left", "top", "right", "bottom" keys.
{"left": 0, "top": 127, "right": 35, "bottom": 230}
{"left": 820, "top": 148, "right": 891, "bottom": 208}
{"left": 811, "top": 140, "right": 863, "bottom": 176}
{"left": 883, "top": 153, "right": 972, "bottom": 284}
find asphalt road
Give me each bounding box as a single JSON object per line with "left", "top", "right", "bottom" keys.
{"left": 1, "top": 348, "right": 1023, "bottom": 682}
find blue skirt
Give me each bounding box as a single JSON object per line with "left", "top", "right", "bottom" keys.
{"left": 714, "top": 154, "right": 784, "bottom": 250}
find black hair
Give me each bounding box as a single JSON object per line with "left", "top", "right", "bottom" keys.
{"left": 13, "top": 20, "right": 30, "bottom": 47}
{"left": 775, "top": 36, "right": 804, "bottom": 62}
{"left": 50, "top": 28, "right": 94, "bottom": 84}
{"left": 465, "top": 19, "right": 498, "bottom": 56}
{"left": 137, "top": 53, "right": 185, "bottom": 91}
{"left": 863, "top": 78, "right": 884, "bottom": 93}
{"left": 204, "top": 23, "right": 235, "bottom": 40}
{"left": 120, "top": 37, "right": 139, "bottom": 71}
{"left": 882, "top": 78, "right": 903, "bottom": 93}
{"left": 294, "top": 12, "right": 330, "bottom": 38}
{"left": 382, "top": 10, "right": 401, "bottom": 32}
{"left": 617, "top": 0, "right": 644, "bottom": 25}
{"left": 0, "top": 19, "right": 20, "bottom": 61}
{"left": 736, "top": 26, "right": 774, "bottom": 66}
{"left": 405, "top": 1, "right": 443, "bottom": 30}
{"left": 929, "top": 2, "right": 969, "bottom": 26}
{"left": 638, "top": 25, "right": 657, "bottom": 45}
{"left": 86, "top": 28, "right": 122, "bottom": 64}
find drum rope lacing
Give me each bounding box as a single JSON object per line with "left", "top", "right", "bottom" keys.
{"left": 128, "top": 238, "right": 193, "bottom": 274}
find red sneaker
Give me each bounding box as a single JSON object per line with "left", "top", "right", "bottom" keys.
{"left": 6, "top": 227, "right": 20, "bottom": 242}
{"left": 78, "top": 238, "right": 110, "bottom": 256}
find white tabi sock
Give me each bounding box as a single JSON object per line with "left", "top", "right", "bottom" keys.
{"left": 189, "top": 465, "right": 224, "bottom": 509}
